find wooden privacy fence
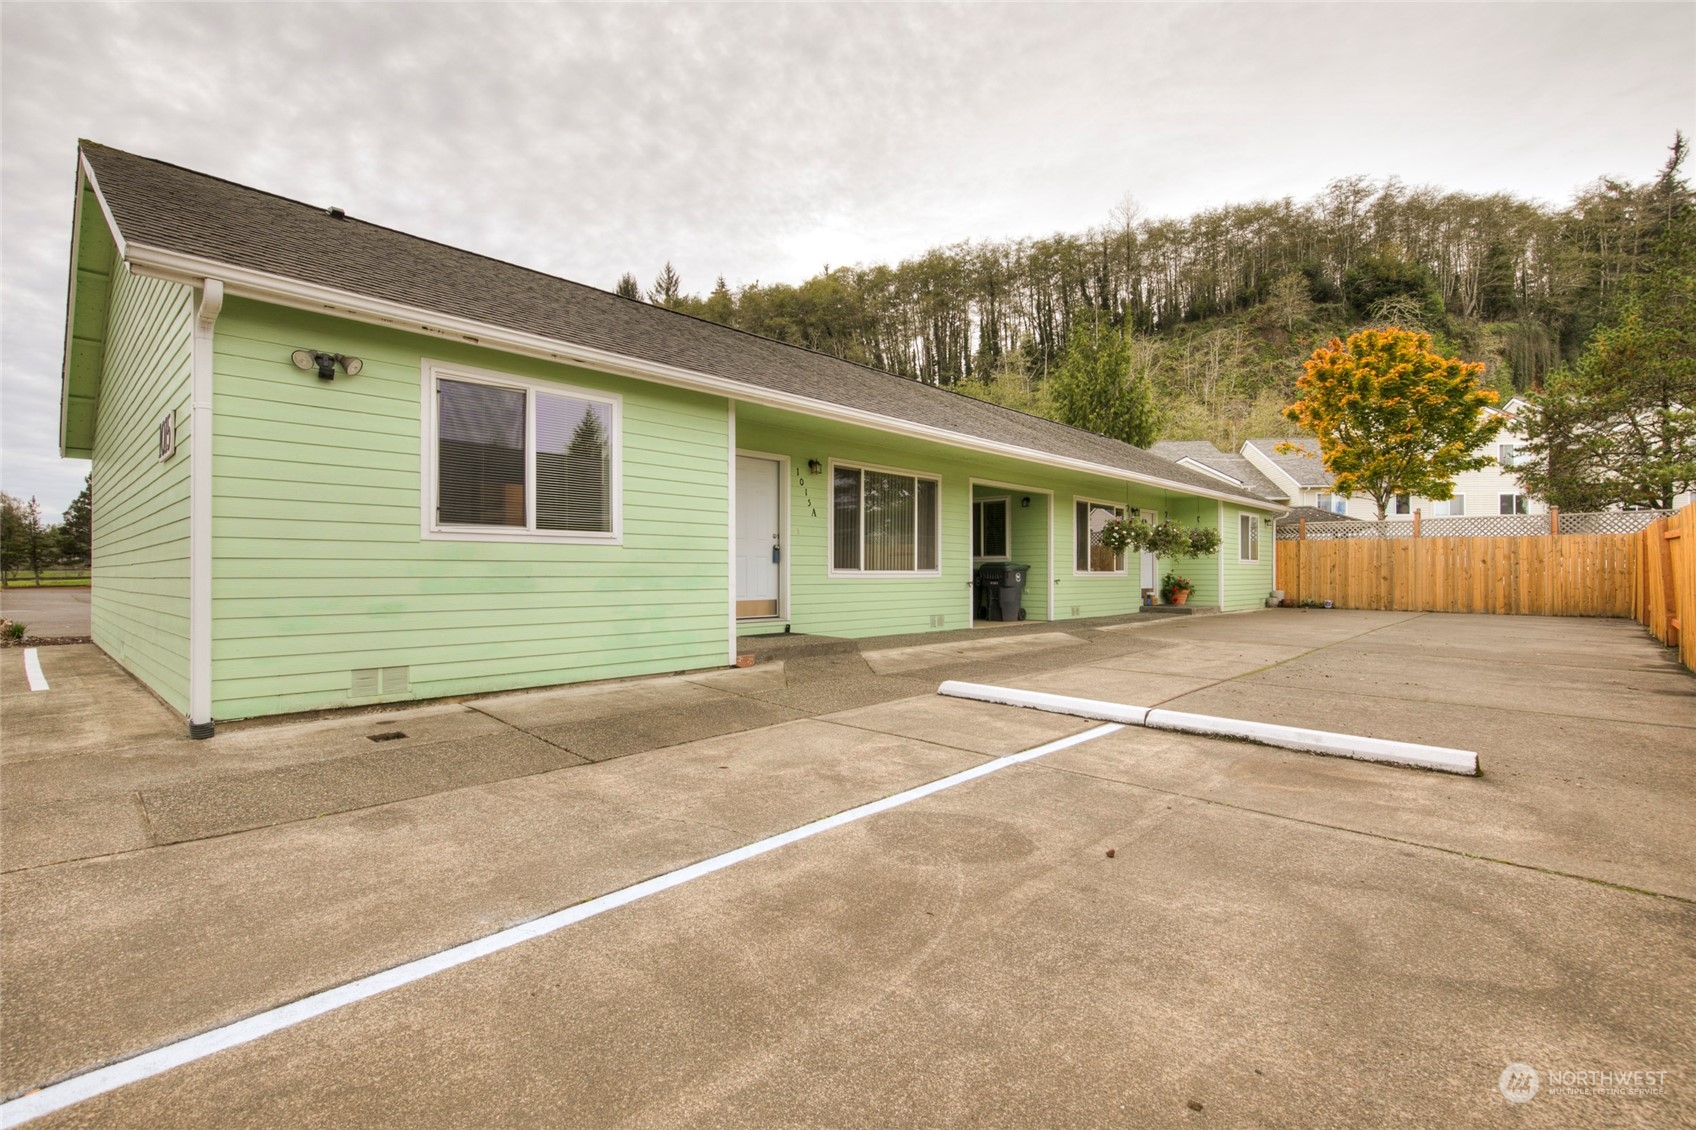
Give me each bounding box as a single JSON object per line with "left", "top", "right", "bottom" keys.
{"left": 1275, "top": 502, "right": 1695, "bottom": 672}
{"left": 1633, "top": 505, "right": 1695, "bottom": 672}
{"left": 1277, "top": 534, "right": 1639, "bottom": 617}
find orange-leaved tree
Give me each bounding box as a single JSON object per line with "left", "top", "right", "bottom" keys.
{"left": 1283, "top": 327, "right": 1500, "bottom": 521}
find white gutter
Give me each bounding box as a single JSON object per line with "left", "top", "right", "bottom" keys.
{"left": 119, "top": 241, "right": 1285, "bottom": 514}
{"left": 188, "top": 278, "right": 223, "bottom": 738}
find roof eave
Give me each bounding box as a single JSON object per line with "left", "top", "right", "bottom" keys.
{"left": 124, "top": 242, "right": 1285, "bottom": 512}
{"left": 59, "top": 151, "right": 128, "bottom": 459}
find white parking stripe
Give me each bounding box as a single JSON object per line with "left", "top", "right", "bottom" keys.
{"left": 22, "top": 648, "right": 47, "bottom": 692}
{"left": 0, "top": 720, "right": 1123, "bottom": 1127}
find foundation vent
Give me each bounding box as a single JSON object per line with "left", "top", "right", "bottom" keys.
{"left": 930, "top": 614, "right": 946, "bottom": 628}
{"left": 1071, "top": 605, "right": 1081, "bottom": 617}
{"left": 351, "top": 667, "right": 410, "bottom": 697}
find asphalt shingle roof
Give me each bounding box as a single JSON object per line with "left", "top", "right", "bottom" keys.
{"left": 1147, "top": 441, "right": 1284, "bottom": 500}
{"left": 78, "top": 142, "right": 1275, "bottom": 507}
{"left": 1242, "top": 436, "right": 1335, "bottom": 489}
{"left": 1277, "top": 505, "right": 1365, "bottom": 526}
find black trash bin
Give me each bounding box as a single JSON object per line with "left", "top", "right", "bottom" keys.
{"left": 975, "top": 564, "right": 1006, "bottom": 620}
{"left": 997, "top": 564, "right": 1030, "bottom": 622}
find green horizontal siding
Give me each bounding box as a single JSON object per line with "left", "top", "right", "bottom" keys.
{"left": 89, "top": 264, "right": 195, "bottom": 712}
{"left": 209, "top": 300, "right": 730, "bottom": 720}
{"left": 1156, "top": 494, "right": 1221, "bottom": 608}
{"left": 736, "top": 404, "right": 1213, "bottom": 633}
{"left": 1221, "top": 503, "right": 1276, "bottom": 611}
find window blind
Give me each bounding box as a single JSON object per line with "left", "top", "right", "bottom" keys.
{"left": 535, "top": 393, "right": 611, "bottom": 532}
{"left": 833, "top": 466, "right": 861, "bottom": 570}
{"left": 832, "top": 464, "right": 938, "bottom": 572}
{"left": 437, "top": 379, "right": 525, "bottom": 526}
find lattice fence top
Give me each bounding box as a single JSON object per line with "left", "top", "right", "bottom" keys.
{"left": 1275, "top": 510, "right": 1666, "bottom": 540}
{"left": 1558, "top": 510, "right": 1671, "bottom": 535}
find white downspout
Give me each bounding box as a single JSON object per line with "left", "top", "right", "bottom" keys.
{"left": 726, "top": 400, "right": 737, "bottom": 666}
{"left": 188, "top": 278, "right": 223, "bottom": 738}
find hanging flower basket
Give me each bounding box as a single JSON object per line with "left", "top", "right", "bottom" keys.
{"left": 1099, "top": 518, "right": 1222, "bottom": 560}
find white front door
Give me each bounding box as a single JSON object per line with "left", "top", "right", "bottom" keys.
{"left": 1140, "top": 551, "right": 1158, "bottom": 593}
{"left": 735, "top": 455, "right": 782, "bottom": 618}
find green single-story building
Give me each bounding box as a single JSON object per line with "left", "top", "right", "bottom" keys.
{"left": 59, "top": 142, "right": 1283, "bottom": 735}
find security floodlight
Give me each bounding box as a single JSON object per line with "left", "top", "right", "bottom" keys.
{"left": 291, "top": 349, "right": 363, "bottom": 380}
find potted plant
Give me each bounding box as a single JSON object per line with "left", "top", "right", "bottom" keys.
{"left": 1161, "top": 572, "right": 1194, "bottom": 605}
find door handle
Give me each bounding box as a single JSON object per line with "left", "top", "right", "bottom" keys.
{"left": 771, "top": 545, "right": 781, "bottom": 564}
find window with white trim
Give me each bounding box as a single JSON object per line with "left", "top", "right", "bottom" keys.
{"left": 1315, "top": 491, "right": 1346, "bottom": 515}
{"left": 972, "top": 497, "right": 1009, "bottom": 559}
{"left": 831, "top": 463, "right": 940, "bottom": 574}
{"left": 1074, "top": 499, "right": 1126, "bottom": 574}
{"left": 429, "top": 368, "right": 619, "bottom": 541}
{"left": 1393, "top": 493, "right": 1412, "bottom": 515}
{"left": 1498, "top": 443, "right": 1522, "bottom": 469}
{"left": 1433, "top": 494, "right": 1466, "bottom": 517}
{"left": 1499, "top": 493, "right": 1528, "bottom": 515}
{"left": 1239, "top": 513, "right": 1259, "bottom": 562}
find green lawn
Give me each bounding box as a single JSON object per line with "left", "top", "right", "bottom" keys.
{"left": 2, "top": 574, "right": 91, "bottom": 588}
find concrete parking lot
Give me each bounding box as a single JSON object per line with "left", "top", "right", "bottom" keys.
{"left": 0, "top": 586, "right": 90, "bottom": 640}
{"left": 2, "top": 610, "right": 1692, "bottom": 1127}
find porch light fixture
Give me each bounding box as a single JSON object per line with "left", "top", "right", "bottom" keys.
{"left": 1021, "top": 496, "right": 1031, "bottom": 508}
{"left": 291, "top": 349, "right": 364, "bottom": 380}
{"left": 807, "top": 459, "right": 823, "bottom": 475}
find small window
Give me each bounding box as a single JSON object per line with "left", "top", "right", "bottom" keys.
{"left": 429, "top": 367, "right": 619, "bottom": 541}
{"left": 1434, "top": 495, "right": 1466, "bottom": 517}
{"left": 1393, "top": 494, "right": 1412, "bottom": 515}
{"left": 831, "top": 462, "right": 940, "bottom": 574}
{"left": 1074, "top": 499, "right": 1126, "bottom": 574}
{"left": 1315, "top": 491, "right": 1346, "bottom": 515}
{"left": 1498, "top": 443, "right": 1520, "bottom": 468}
{"left": 973, "top": 498, "right": 1009, "bottom": 559}
{"left": 1499, "top": 493, "right": 1529, "bottom": 515}
{"left": 1239, "top": 513, "right": 1259, "bottom": 562}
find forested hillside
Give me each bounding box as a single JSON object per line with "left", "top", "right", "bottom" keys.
{"left": 619, "top": 137, "right": 1691, "bottom": 453}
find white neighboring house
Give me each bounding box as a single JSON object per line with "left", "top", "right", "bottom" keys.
{"left": 1235, "top": 398, "right": 1544, "bottom": 519}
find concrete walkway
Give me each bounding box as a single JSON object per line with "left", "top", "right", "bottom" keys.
{"left": 3, "top": 610, "right": 1692, "bottom": 1127}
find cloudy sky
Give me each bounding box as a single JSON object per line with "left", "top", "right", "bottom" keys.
{"left": 2, "top": 2, "right": 1692, "bottom": 520}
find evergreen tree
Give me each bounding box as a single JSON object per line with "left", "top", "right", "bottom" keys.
{"left": 1517, "top": 140, "right": 1695, "bottom": 509}
{"left": 0, "top": 494, "right": 27, "bottom": 584}
{"left": 59, "top": 475, "right": 92, "bottom": 568}
{"left": 614, "top": 272, "right": 643, "bottom": 301}
{"left": 1047, "top": 317, "right": 1159, "bottom": 447}
{"left": 702, "top": 276, "right": 735, "bottom": 325}
{"left": 564, "top": 410, "right": 609, "bottom": 531}
{"left": 648, "top": 262, "right": 682, "bottom": 307}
